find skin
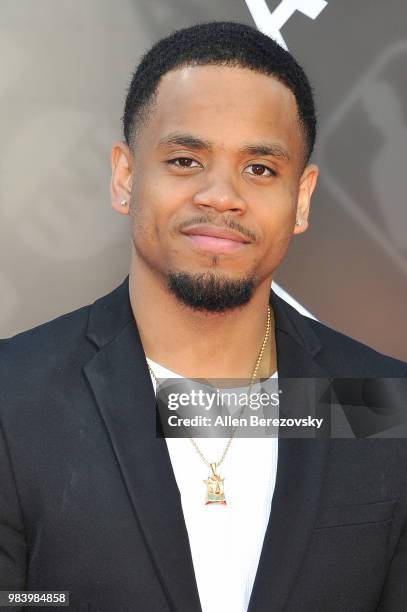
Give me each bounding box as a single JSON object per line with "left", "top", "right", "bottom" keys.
{"left": 110, "top": 65, "right": 318, "bottom": 379}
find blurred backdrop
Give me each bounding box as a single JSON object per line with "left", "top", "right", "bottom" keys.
{"left": 0, "top": 0, "right": 406, "bottom": 360}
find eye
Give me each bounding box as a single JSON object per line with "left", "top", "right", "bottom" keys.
{"left": 167, "top": 157, "right": 201, "bottom": 168}
{"left": 245, "top": 164, "right": 276, "bottom": 177}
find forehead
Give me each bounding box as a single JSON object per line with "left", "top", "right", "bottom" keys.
{"left": 141, "top": 65, "right": 302, "bottom": 160}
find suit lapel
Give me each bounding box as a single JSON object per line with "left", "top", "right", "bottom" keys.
{"left": 83, "top": 277, "right": 331, "bottom": 612}
{"left": 247, "top": 296, "right": 331, "bottom": 611}
{"left": 83, "top": 279, "right": 202, "bottom": 612}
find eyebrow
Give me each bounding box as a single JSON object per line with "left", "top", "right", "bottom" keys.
{"left": 157, "top": 132, "right": 290, "bottom": 162}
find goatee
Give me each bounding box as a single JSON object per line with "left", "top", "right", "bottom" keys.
{"left": 167, "top": 271, "right": 255, "bottom": 312}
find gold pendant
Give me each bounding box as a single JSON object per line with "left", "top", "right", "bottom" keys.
{"left": 203, "top": 463, "right": 226, "bottom": 505}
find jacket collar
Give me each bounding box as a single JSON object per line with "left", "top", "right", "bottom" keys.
{"left": 86, "top": 276, "right": 135, "bottom": 349}
{"left": 86, "top": 275, "right": 322, "bottom": 360}
{"left": 84, "top": 276, "right": 330, "bottom": 612}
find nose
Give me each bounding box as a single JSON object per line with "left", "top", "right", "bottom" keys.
{"left": 192, "top": 167, "right": 247, "bottom": 214}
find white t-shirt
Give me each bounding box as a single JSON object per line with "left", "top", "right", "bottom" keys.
{"left": 147, "top": 357, "right": 279, "bottom": 612}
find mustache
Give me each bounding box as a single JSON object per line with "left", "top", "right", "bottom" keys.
{"left": 177, "top": 215, "right": 257, "bottom": 243}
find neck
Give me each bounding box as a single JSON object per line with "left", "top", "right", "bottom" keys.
{"left": 129, "top": 255, "right": 277, "bottom": 380}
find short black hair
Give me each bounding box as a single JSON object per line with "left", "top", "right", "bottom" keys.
{"left": 122, "top": 21, "right": 316, "bottom": 164}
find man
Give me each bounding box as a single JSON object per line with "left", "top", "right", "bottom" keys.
{"left": 1, "top": 21, "right": 406, "bottom": 612}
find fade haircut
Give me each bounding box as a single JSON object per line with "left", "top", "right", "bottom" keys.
{"left": 122, "top": 21, "right": 317, "bottom": 164}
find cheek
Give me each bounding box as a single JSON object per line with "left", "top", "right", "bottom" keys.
{"left": 262, "top": 225, "right": 293, "bottom": 261}
{"left": 130, "top": 176, "right": 162, "bottom": 232}
{"left": 256, "top": 186, "right": 297, "bottom": 237}
{"left": 254, "top": 188, "right": 297, "bottom": 260}
{"left": 132, "top": 167, "right": 189, "bottom": 218}
{"left": 130, "top": 178, "right": 186, "bottom": 253}
{"left": 252, "top": 228, "right": 293, "bottom": 281}
{"left": 128, "top": 184, "right": 154, "bottom": 244}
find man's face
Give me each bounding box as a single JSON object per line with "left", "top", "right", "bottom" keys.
{"left": 112, "top": 65, "right": 318, "bottom": 309}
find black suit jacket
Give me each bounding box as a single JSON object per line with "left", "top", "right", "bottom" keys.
{"left": 1, "top": 276, "right": 407, "bottom": 612}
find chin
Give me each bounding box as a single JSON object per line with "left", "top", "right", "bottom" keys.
{"left": 165, "top": 269, "right": 257, "bottom": 312}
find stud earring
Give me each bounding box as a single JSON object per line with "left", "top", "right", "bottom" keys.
{"left": 295, "top": 218, "right": 302, "bottom": 226}
{"left": 120, "top": 199, "right": 127, "bottom": 207}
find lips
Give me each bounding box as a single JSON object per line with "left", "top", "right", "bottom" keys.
{"left": 180, "top": 224, "right": 251, "bottom": 254}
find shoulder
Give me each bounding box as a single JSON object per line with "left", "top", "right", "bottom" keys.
{"left": 0, "top": 302, "right": 92, "bottom": 362}
{"left": 273, "top": 292, "right": 407, "bottom": 377}
{"left": 0, "top": 302, "right": 95, "bottom": 418}
{"left": 307, "top": 315, "right": 407, "bottom": 376}
{"left": 0, "top": 278, "right": 131, "bottom": 421}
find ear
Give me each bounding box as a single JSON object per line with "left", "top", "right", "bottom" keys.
{"left": 110, "top": 141, "right": 133, "bottom": 216}
{"left": 293, "top": 163, "right": 319, "bottom": 235}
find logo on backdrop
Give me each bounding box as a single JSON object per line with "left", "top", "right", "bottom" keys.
{"left": 245, "top": 0, "right": 328, "bottom": 50}
{"left": 319, "top": 40, "right": 407, "bottom": 277}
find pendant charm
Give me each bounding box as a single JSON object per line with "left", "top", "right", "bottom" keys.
{"left": 203, "top": 463, "right": 226, "bottom": 505}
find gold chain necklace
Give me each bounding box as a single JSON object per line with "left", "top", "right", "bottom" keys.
{"left": 148, "top": 306, "right": 271, "bottom": 505}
